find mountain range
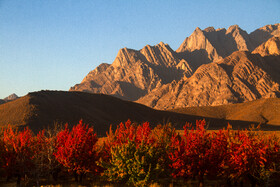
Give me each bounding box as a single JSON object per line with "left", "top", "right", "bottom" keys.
{"left": 70, "top": 24, "right": 280, "bottom": 110}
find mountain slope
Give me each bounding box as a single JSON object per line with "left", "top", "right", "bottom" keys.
{"left": 171, "top": 98, "right": 280, "bottom": 126}
{"left": 0, "top": 100, "right": 5, "bottom": 105}
{"left": 1, "top": 91, "right": 280, "bottom": 136}
{"left": 0, "top": 90, "right": 200, "bottom": 135}
{"left": 253, "top": 36, "right": 280, "bottom": 56}
{"left": 250, "top": 23, "right": 280, "bottom": 47}
{"left": 137, "top": 51, "right": 280, "bottom": 109}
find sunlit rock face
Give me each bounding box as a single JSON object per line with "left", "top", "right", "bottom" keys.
{"left": 137, "top": 51, "right": 280, "bottom": 109}
{"left": 71, "top": 24, "right": 280, "bottom": 110}
{"left": 70, "top": 42, "right": 193, "bottom": 101}
{"left": 253, "top": 36, "right": 280, "bottom": 56}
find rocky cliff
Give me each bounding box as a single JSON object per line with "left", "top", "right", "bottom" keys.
{"left": 70, "top": 42, "right": 192, "bottom": 101}
{"left": 70, "top": 24, "right": 280, "bottom": 110}
{"left": 252, "top": 36, "right": 280, "bottom": 56}
{"left": 137, "top": 51, "right": 280, "bottom": 109}
{"left": 250, "top": 24, "right": 280, "bottom": 47}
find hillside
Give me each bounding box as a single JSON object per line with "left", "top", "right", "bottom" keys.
{"left": 70, "top": 24, "right": 280, "bottom": 110}
{"left": 171, "top": 98, "right": 280, "bottom": 126}
{"left": 1, "top": 91, "right": 279, "bottom": 136}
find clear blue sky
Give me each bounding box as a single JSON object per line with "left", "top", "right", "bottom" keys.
{"left": 0, "top": 0, "right": 279, "bottom": 98}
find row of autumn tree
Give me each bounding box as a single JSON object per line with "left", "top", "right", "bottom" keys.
{"left": 0, "top": 120, "right": 280, "bottom": 186}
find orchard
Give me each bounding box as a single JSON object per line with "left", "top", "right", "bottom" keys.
{"left": 0, "top": 120, "right": 280, "bottom": 186}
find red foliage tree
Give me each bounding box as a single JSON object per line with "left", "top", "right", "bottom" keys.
{"left": 2, "top": 126, "right": 35, "bottom": 184}
{"left": 102, "top": 120, "right": 155, "bottom": 161}
{"left": 264, "top": 134, "right": 280, "bottom": 171}
{"left": 169, "top": 120, "right": 229, "bottom": 185}
{"left": 53, "top": 120, "right": 100, "bottom": 181}
{"left": 225, "top": 130, "right": 272, "bottom": 185}
{"left": 0, "top": 129, "right": 4, "bottom": 170}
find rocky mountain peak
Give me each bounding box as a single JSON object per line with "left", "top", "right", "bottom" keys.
{"left": 176, "top": 24, "right": 258, "bottom": 61}
{"left": 158, "top": 41, "right": 165, "bottom": 46}
{"left": 250, "top": 23, "right": 280, "bottom": 47}
{"left": 194, "top": 27, "right": 202, "bottom": 32}
{"left": 204, "top": 26, "right": 215, "bottom": 32}
{"left": 217, "top": 28, "right": 226, "bottom": 32}
{"left": 81, "top": 63, "right": 110, "bottom": 83}
{"left": 3, "top": 93, "right": 18, "bottom": 101}
{"left": 226, "top": 24, "right": 240, "bottom": 33}
{"left": 259, "top": 23, "right": 280, "bottom": 33}
{"left": 112, "top": 47, "right": 141, "bottom": 68}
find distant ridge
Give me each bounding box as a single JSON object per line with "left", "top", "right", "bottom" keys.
{"left": 70, "top": 24, "right": 280, "bottom": 110}
{"left": 0, "top": 93, "right": 19, "bottom": 105}
{"left": 4, "top": 93, "right": 18, "bottom": 101}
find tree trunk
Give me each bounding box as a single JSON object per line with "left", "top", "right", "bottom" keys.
{"left": 247, "top": 174, "right": 257, "bottom": 187}
{"left": 74, "top": 173, "right": 78, "bottom": 182}
{"left": 240, "top": 180, "right": 244, "bottom": 187}
{"left": 79, "top": 173, "right": 84, "bottom": 183}
{"left": 198, "top": 174, "right": 204, "bottom": 187}
{"left": 6, "top": 175, "right": 11, "bottom": 182}
{"left": 226, "top": 178, "right": 232, "bottom": 186}
{"left": 16, "top": 174, "right": 21, "bottom": 186}
{"left": 52, "top": 168, "right": 60, "bottom": 181}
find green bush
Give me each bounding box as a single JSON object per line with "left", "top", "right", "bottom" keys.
{"left": 100, "top": 140, "right": 170, "bottom": 186}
